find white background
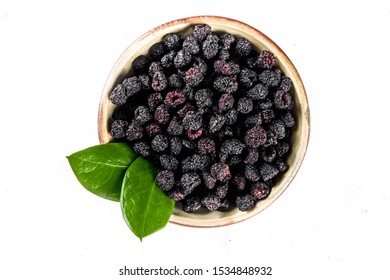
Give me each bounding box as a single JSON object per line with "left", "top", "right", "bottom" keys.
{"left": 1, "top": 0, "right": 389, "bottom": 279}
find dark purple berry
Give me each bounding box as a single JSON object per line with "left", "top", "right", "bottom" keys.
{"left": 245, "top": 125, "right": 267, "bottom": 148}
{"left": 156, "top": 170, "right": 175, "bottom": 191}
{"left": 259, "top": 50, "right": 276, "bottom": 69}
{"left": 274, "top": 90, "right": 294, "bottom": 110}
{"left": 181, "top": 172, "right": 201, "bottom": 195}
{"left": 183, "top": 35, "right": 200, "bottom": 54}
{"left": 218, "top": 93, "right": 234, "bottom": 111}
{"left": 236, "top": 194, "right": 255, "bottom": 211}
{"left": 133, "top": 141, "right": 151, "bottom": 157}
{"left": 261, "top": 109, "right": 275, "bottom": 123}
{"left": 213, "top": 76, "right": 238, "bottom": 94}
{"left": 134, "top": 105, "right": 152, "bottom": 125}
{"left": 163, "top": 33, "right": 182, "bottom": 51}
{"left": 202, "top": 172, "right": 217, "bottom": 189}
{"left": 202, "top": 193, "right": 221, "bottom": 211}
{"left": 145, "top": 122, "right": 161, "bottom": 137}
{"left": 221, "top": 139, "right": 245, "bottom": 156}
{"left": 159, "top": 154, "right": 179, "bottom": 171}
{"left": 251, "top": 182, "right": 271, "bottom": 200}
{"left": 276, "top": 141, "right": 290, "bottom": 157}
{"left": 193, "top": 24, "right": 212, "bottom": 41}
{"left": 244, "top": 112, "right": 262, "bottom": 128}
{"left": 154, "top": 104, "right": 170, "bottom": 125}
{"left": 216, "top": 183, "right": 229, "bottom": 199}
{"left": 110, "top": 119, "right": 128, "bottom": 139}
{"left": 232, "top": 175, "right": 246, "bottom": 192}
{"left": 168, "top": 189, "right": 185, "bottom": 201}
{"left": 261, "top": 146, "right": 277, "bottom": 163}
{"left": 149, "top": 42, "right": 167, "bottom": 60}
{"left": 148, "top": 61, "right": 163, "bottom": 75}
{"left": 183, "top": 65, "right": 204, "bottom": 87}
{"left": 167, "top": 116, "right": 183, "bottom": 136}
{"left": 186, "top": 128, "right": 203, "bottom": 140}
{"left": 275, "top": 157, "right": 288, "bottom": 172}
{"left": 151, "top": 134, "right": 169, "bottom": 152}
{"left": 151, "top": 71, "right": 168, "bottom": 92}
{"left": 195, "top": 88, "right": 213, "bottom": 108}
{"left": 183, "top": 111, "right": 202, "bottom": 130}
{"left": 164, "top": 90, "right": 186, "bottom": 108}
{"left": 208, "top": 114, "right": 226, "bottom": 134}
{"left": 160, "top": 51, "right": 176, "bottom": 68}
{"left": 246, "top": 83, "right": 268, "bottom": 100}
{"left": 132, "top": 55, "right": 150, "bottom": 74}
{"left": 214, "top": 60, "right": 240, "bottom": 75}
{"left": 245, "top": 164, "right": 260, "bottom": 182}
{"left": 170, "top": 137, "right": 182, "bottom": 156}
{"left": 183, "top": 196, "right": 202, "bottom": 212}
{"left": 219, "top": 32, "right": 235, "bottom": 49}
{"left": 259, "top": 69, "right": 281, "bottom": 87}
{"left": 202, "top": 34, "right": 219, "bottom": 59}
{"left": 210, "top": 163, "right": 231, "bottom": 183}
{"left": 181, "top": 154, "right": 210, "bottom": 172}
{"left": 224, "top": 108, "right": 238, "bottom": 125}
{"left": 279, "top": 75, "right": 292, "bottom": 91}
{"left": 239, "top": 68, "right": 258, "bottom": 88}
{"left": 168, "top": 74, "right": 183, "bottom": 89}
{"left": 269, "top": 119, "right": 286, "bottom": 139}
{"left": 138, "top": 74, "right": 151, "bottom": 90}
{"left": 259, "top": 163, "right": 279, "bottom": 181}
{"left": 243, "top": 148, "right": 259, "bottom": 164}
{"left": 235, "top": 37, "right": 252, "bottom": 57}
{"left": 197, "top": 138, "right": 216, "bottom": 157}
{"left": 281, "top": 111, "right": 295, "bottom": 127}
{"left": 182, "top": 85, "right": 195, "bottom": 100}
{"left": 237, "top": 97, "right": 253, "bottom": 114}
{"left": 126, "top": 122, "right": 143, "bottom": 141}
{"left": 147, "top": 92, "right": 162, "bottom": 111}
{"left": 109, "top": 84, "right": 128, "bottom": 105}
{"left": 174, "top": 49, "right": 192, "bottom": 69}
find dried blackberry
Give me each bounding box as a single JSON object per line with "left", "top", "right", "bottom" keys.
{"left": 275, "top": 141, "right": 290, "bottom": 157}
{"left": 245, "top": 164, "right": 260, "bottom": 182}
{"left": 183, "top": 35, "right": 200, "bottom": 54}
{"left": 167, "top": 116, "right": 183, "bottom": 136}
{"left": 281, "top": 111, "right": 295, "bottom": 128}
{"left": 275, "top": 157, "right": 288, "bottom": 172}
{"left": 168, "top": 189, "right": 185, "bottom": 201}
{"left": 201, "top": 193, "right": 221, "bottom": 211}
{"left": 218, "top": 93, "right": 234, "bottom": 111}
{"left": 259, "top": 50, "right": 276, "bottom": 69}
{"left": 164, "top": 90, "right": 186, "bottom": 108}
{"left": 109, "top": 84, "right": 128, "bottom": 105}
{"left": 246, "top": 83, "right": 268, "bottom": 100}
{"left": 163, "top": 33, "right": 182, "bottom": 51}
{"left": 180, "top": 172, "right": 201, "bottom": 195}
{"left": 202, "top": 172, "right": 217, "bottom": 189}
{"left": 170, "top": 137, "right": 182, "bottom": 156}
{"left": 279, "top": 75, "right": 292, "bottom": 92}
{"left": 126, "top": 122, "right": 143, "bottom": 141}
{"left": 182, "top": 196, "right": 201, "bottom": 212}
{"left": 210, "top": 163, "right": 231, "bottom": 183}
{"left": 160, "top": 51, "right": 176, "bottom": 68}
{"left": 181, "top": 154, "right": 210, "bottom": 172}
{"left": 237, "top": 97, "right": 253, "bottom": 114}
{"left": 159, "top": 154, "right": 179, "bottom": 171}
{"left": 183, "top": 111, "right": 202, "bottom": 130}
{"left": 145, "top": 122, "right": 161, "bottom": 138}
{"left": 274, "top": 90, "right": 294, "bottom": 110}
{"left": 151, "top": 71, "right": 168, "bottom": 92}
{"left": 213, "top": 76, "right": 238, "bottom": 94}
{"left": 168, "top": 74, "right": 183, "bottom": 89}
{"left": 224, "top": 109, "right": 238, "bottom": 125}
{"left": 110, "top": 120, "right": 128, "bottom": 139}
{"left": 269, "top": 119, "right": 286, "bottom": 139}
{"left": 202, "top": 34, "right": 219, "bottom": 59}
{"left": 138, "top": 74, "right": 151, "bottom": 91}
{"left": 235, "top": 37, "right": 252, "bottom": 57}
{"left": 243, "top": 148, "right": 259, "bottom": 164}
{"left": 174, "top": 49, "right": 192, "bottom": 69}
{"left": 148, "top": 61, "right": 163, "bottom": 75}
{"left": 245, "top": 125, "right": 267, "bottom": 148}
{"left": 197, "top": 138, "right": 216, "bottom": 156}
{"left": 132, "top": 55, "right": 150, "bottom": 74}
{"left": 193, "top": 24, "right": 212, "bottom": 42}
{"left": 134, "top": 105, "right": 152, "bottom": 125}
{"left": 244, "top": 112, "right": 262, "bottom": 128}
{"left": 183, "top": 65, "right": 204, "bottom": 87}
{"left": 194, "top": 88, "right": 213, "bottom": 108}
{"left": 232, "top": 175, "right": 246, "bottom": 192}
{"left": 259, "top": 163, "right": 279, "bottom": 181}
{"left": 156, "top": 170, "right": 175, "bottom": 191}
{"left": 149, "top": 42, "right": 167, "bottom": 60}
{"left": 154, "top": 104, "right": 170, "bottom": 125}
{"left": 216, "top": 183, "right": 229, "bottom": 199}
{"left": 219, "top": 32, "right": 235, "bottom": 49}
{"left": 151, "top": 134, "right": 169, "bottom": 152}
{"left": 186, "top": 128, "right": 203, "bottom": 140}
{"left": 259, "top": 69, "right": 281, "bottom": 87}
{"left": 221, "top": 139, "right": 245, "bottom": 156}
{"left": 214, "top": 60, "right": 240, "bottom": 76}
{"left": 251, "top": 182, "right": 271, "bottom": 200}
{"left": 208, "top": 114, "right": 226, "bottom": 134}
{"left": 218, "top": 49, "right": 231, "bottom": 60}
{"left": 133, "top": 141, "right": 151, "bottom": 157}
{"left": 236, "top": 194, "right": 255, "bottom": 211}
{"left": 239, "top": 68, "right": 258, "bottom": 88}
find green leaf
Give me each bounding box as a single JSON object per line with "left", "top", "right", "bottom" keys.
{"left": 67, "top": 143, "right": 137, "bottom": 201}
{"left": 121, "top": 157, "right": 175, "bottom": 241}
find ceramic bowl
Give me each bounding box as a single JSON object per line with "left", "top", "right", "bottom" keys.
{"left": 98, "top": 15, "right": 310, "bottom": 227}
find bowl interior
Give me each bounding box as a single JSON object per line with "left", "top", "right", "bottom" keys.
{"left": 98, "top": 16, "right": 310, "bottom": 227}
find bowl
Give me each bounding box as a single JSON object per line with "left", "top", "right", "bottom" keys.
{"left": 98, "top": 15, "right": 310, "bottom": 227}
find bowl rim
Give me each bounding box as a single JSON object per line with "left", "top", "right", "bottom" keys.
{"left": 98, "top": 15, "right": 310, "bottom": 228}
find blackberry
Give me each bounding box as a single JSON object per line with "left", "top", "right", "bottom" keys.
{"left": 216, "top": 183, "right": 229, "bottom": 199}
{"left": 261, "top": 109, "right": 275, "bottom": 123}
{"left": 259, "top": 69, "right": 281, "bottom": 87}
{"left": 159, "top": 154, "right": 179, "bottom": 171}
{"left": 213, "top": 76, "right": 238, "bottom": 94}
{"left": 110, "top": 119, "right": 128, "bottom": 139}
{"left": 239, "top": 68, "right": 258, "bottom": 88}
{"left": 202, "top": 172, "right": 217, "bottom": 189}
{"left": 245, "top": 164, "right": 260, "bottom": 182}
{"left": 186, "top": 128, "right": 203, "bottom": 140}
{"left": 202, "top": 34, "right": 219, "bottom": 59}
{"left": 167, "top": 116, "right": 183, "bottom": 136}
{"left": 168, "top": 74, "right": 183, "bottom": 89}
{"left": 210, "top": 163, "right": 231, "bottom": 183}
{"left": 275, "top": 157, "right": 288, "bottom": 172}
{"left": 232, "top": 175, "right": 246, "bottom": 192}
{"left": 236, "top": 194, "right": 255, "bottom": 211}
{"left": 180, "top": 172, "right": 201, "bottom": 195}
{"left": 151, "top": 134, "right": 169, "bottom": 152}
{"left": 147, "top": 92, "right": 162, "bottom": 111}
{"left": 218, "top": 93, "right": 234, "bottom": 111}
{"left": 218, "top": 199, "right": 231, "bottom": 212}
{"left": 274, "top": 90, "right": 294, "bottom": 110}
{"left": 243, "top": 148, "right": 259, "bottom": 164}
{"left": 160, "top": 51, "right": 176, "bottom": 68}
{"left": 126, "top": 122, "right": 143, "bottom": 141}
{"left": 197, "top": 138, "right": 216, "bottom": 156}
{"left": 163, "top": 33, "right": 182, "bottom": 51}
{"left": 251, "top": 182, "right": 271, "bottom": 200}
{"left": 235, "top": 37, "right": 252, "bottom": 57}
{"left": 264, "top": 130, "right": 278, "bottom": 147}
{"left": 237, "top": 97, "right": 253, "bottom": 114}
{"left": 259, "top": 50, "right": 276, "bottom": 69}
{"left": 138, "top": 74, "right": 151, "bottom": 91}
{"left": 133, "top": 141, "right": 151, "bottom": 157}
{"left": 194, "top": 88, "right": 213, "bottom": 108}
{"left": 183, "top": 111, "right": 202, "bottom": 130}
{"left": 154, "top": 104, "right": 170, "bottom": 125}
{"left": 193, "top": 24, "right": 212, "bottom": 42}
{"left": 181, "top": 154, "right": 210, "bottom": 172}
{"left": 148, "top": 61, "right": 163, "bottom": 75}
{"left": 168, "top": 189, "right": 185, "bottom": 201}
{"left": 164, "top": 90, "right": 186, "bottom": 108}
{"left": 275, "top": 141, "right": 290, "bottom": 157}
{"left": 170, "top": 137, "right": 182, "bottom": 156}
{"left": 214, "top": 60, "right": 240, "bottom": 75}
{"left": 201, "top": 193, "right": 221, "bottom": 211}
{"left": 145, "top": 122, "right": 161, "bottom": 137}
{"left": 244, "top": 112, "right": 262, "bottom": 128}
{"left": 245, "top": 125, "right": 267, "bottom": 148}
{"left": 224, "top": 109, "right": 238, "bottom": 125}
{"left": 149, "top": 42, "right": 167, "bottom": 60}
{"left": 279, "top": 75, "right": 292, "bottom": 92}
{"left": 174, "top": 49, "right": 192, "bottom": 69}
{"left": 259, "top": 163, "right": 279, "bottom": 181}
{"left": 134, "top": 105, "right": 152, "bottom": 125}
{"left": 221, "top": 139, "right": 245, "bottom": 156}
{"left": 109, "top": 84, "right": 128, "bottom": 105}
{"left": 281, "top": 111, "right": 295, "bottom": 128}
{"left": 269, "top": 119, "right": 286, "bottom": 139}
{"left": 208, "top": 114, "right": 226, "bottom": 134}
{"left": 261, "top": 146, "right": 277, "bottom": 163}
{"left": 132, "top": 55, "right": 150, "bottom": 74}
{"left": 218, "top": 49, "right": 231, "bottom": 60}
{"left": 257, "top": 98, "right": 273, "bottom": 110}
{"left": 219, "top": 32, "right": 235, "bottom": 49}
{"left": 182, "top": 196, "right": 201, "bottom": 212}
{"left": 156, "top": 170, "right": 175, "bottom": 191}
{"left": 182, "top": 35, "right": 200, "bottom": 54}
{"left": 183, "top": 65, "right": 204, "bottom": 87}
{"left": 246, "top": 83, "right": 268, "bottom": 100}
{"left": 151, "top": 71, "right": 168, "bottom": 92}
